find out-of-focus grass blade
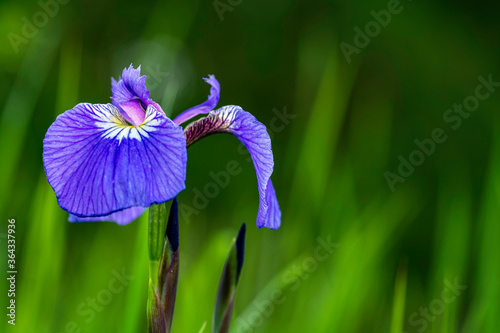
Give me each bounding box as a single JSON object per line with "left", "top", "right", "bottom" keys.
{"left": 234, "top": 246, "right": 339, "bottom": 332}
{"left": 198, "top": 321, "right": 207, "bottom": 333}
{"left": 346, "top": 56, "right": 397, "bottom": 200}
{"left": 390, "top": 259, "right": 408, "bottom": 333}
{"left": 431, "top": 165, "right": 470, "bottom": 333}
{"left": 287, "top": 49, "right": 352, "bottom": 214}
{"left": 463, "top": 125, "right": 500, "bottom": 333}
{"left": 15, "top": 174, "right": 65, "bottom": 332}
{"left": 307, "top": 188, "right": 419, "bottom": 333}
{"left": 282, "top": 36, "right": 356, "bottom": 254}
{"left": 159, "top": 199, "right": 180, "bottom": 332}
{"left": 0, "top": 26, "right": 61, "bottom": 214}
{"left": 284, "top": 31, "right": 356, "bottom": 220}
{"left": 175, "top": 230, "right": 231, "bottom": 332}
{"left": 213, "top": 224, "right": 246, "bottom": 333}
{"left": 14, "top": 32, "right": 80, "bottom": 332}
{"left": 120, "top": 213, "right": 149, "bottom": 333}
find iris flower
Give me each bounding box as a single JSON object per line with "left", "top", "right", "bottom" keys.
{"left": 43, "top": 65, "right": 281, "bottom": 229}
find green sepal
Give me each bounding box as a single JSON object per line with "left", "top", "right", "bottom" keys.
{"left": 213, "top": 224, "right": 246, "bottom": 333}
{"left": 158, "top": 198, "right": 180, "bottom": 332}
{"left": 147, "top": 278, "right": 167, "bottom": 333}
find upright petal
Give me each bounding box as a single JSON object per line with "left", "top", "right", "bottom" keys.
{"left": 43, "top": 103, "right": 187, "bottom": 219}
{"left": 111, "top": 64, "right": 164, "bottom": 126}
{"left": 69, "top": 206, "right": 147, "bottom": 225}
{"left": 173, "top": 75, "right": 220, "bottom": 125}
{"left": 184, "top": 105, "right": 280, "bottom": 229}
{"left": 111, "top": 64, "right": 151, "bottom": 104}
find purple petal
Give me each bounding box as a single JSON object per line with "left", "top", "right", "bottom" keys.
{"left": 173, "top": 75, "right": 220, "bottom": 125}
{"left": 184, "top": 105, "right": 281, "bottom": 229}
{"left": 111, "top": 64, "right": 165, "bottom": 126}
{"left": 111, "top": 64, "right": 151, "bottom": 104}
{"left": 69, "top": 206, "right": 147, "bottom": 225}
{"left": 43, "top": 103, "right": 187, "bottom": 219}
{"left": 118, "top": 99, "right": 147, "bottom": 127}
{"left": 263, "top": 179, "right": 281, "bottom": 229}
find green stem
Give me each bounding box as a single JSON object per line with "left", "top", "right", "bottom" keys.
{"left": 148, "top": 203, "right": 168, "bottom": 331}
{"left": 149, "top": 260, "right": 160, "bottom": 287}
{"left": 149, "top": 204, "right": 168, "bottom": 261}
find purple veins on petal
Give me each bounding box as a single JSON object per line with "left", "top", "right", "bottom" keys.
{"left": 43, "top": 103, "right": 187, "bottom": 220}
{"left": 183, "top": 105, "right": 281, "bottom": 229}
{"left": 263, "top": 179, "right": 281, "bottom": 229}
{"left": 173, "top": 75, "right": 220, "bottom": 125}
{"left": 69, "top": 206, "right": 147, "bottom": 225}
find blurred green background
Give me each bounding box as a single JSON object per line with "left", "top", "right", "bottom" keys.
{"left": 1, "top": 0, "right": 499, "bottom": 332}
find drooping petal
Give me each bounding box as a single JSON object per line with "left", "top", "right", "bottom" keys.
{"left": 43, "top": 103, "right": 187, "bottom": 219}
{"left": 111, "top": 64, "right": 164, "bottom": 126}
{"left": 68, "top": 206, "right": 147, "bottom": 225}
{"left": 264, "top": 179, "right": 281, "bottom": 229}
{"left": 184, "top": 105, "right": 280, "bottom": 229}
{"left": 173, "top": 75, "right": 220, "bottom": 125}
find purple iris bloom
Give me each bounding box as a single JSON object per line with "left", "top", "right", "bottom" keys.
{"left": 43, "top": 65, "right": 281, "bottom": 229}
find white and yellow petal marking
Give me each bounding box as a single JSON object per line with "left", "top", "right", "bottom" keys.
{"left": 93, "top": 104, "right": 161, "bottom": 144}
